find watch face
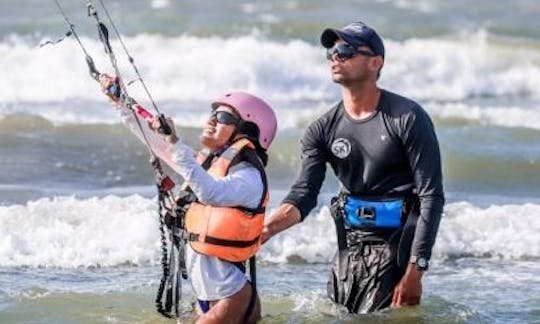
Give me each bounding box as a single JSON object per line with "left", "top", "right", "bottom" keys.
{"left": 417, "top": 257, "right": 428, "bottom": 269}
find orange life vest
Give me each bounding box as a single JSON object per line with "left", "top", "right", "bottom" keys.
{"left": 184, "top": 138, "right": 268, "bottom": 262}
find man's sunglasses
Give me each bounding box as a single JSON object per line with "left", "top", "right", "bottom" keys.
{"left": 326, "top": 43, "right": 376, "bottom": 61}
{"left": 210, "top": 110, "right": 241, "bottom": 125}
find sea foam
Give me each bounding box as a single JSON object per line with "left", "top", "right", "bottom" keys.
{"left": 0, "top": 195, "right": 538, "bottom": 268}
{"left": 2, "top": 31, "right": 540, "bottom": 130}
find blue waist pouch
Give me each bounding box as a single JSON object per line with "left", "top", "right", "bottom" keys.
{"left": 343, "top": 196, "right": 403, "bottom": 229}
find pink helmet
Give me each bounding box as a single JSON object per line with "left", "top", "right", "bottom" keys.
{"left": 212, "top": 91, "right": 277, "bottom": 150}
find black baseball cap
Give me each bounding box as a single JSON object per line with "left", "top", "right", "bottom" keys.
{"left": 321, "top": 21, "right": 385, "bottom": 58}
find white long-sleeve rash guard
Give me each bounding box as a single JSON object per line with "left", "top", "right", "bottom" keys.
{"left": 117, "top": 104, "right": 264, "bottom": 300}
{"left": 118, "top": 104, "right": 264, "bottom": 208}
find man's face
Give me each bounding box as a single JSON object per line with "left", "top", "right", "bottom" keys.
{"left": 326, "top": 40, "right": 380, "bottom": 85}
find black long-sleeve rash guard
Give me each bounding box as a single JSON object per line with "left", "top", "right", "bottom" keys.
{"left": 283, "top": 89, "right": 445, "bottom": 259}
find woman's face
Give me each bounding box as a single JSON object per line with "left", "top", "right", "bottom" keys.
{"left": 200, "top": 105, "right": 240, "bottom": 151}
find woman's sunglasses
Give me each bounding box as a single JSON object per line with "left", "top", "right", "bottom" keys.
{"left": 326, "top": 43, "right": 376, "bottom": 61}
{"left": 210, "top": 110, "right": 241, "bottom": 125}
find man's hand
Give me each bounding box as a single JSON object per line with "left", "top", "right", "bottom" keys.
{"left": 260, "top": 225, "right": 272, "bottom": 245}
{"left": 391, "top": 263, "right": 423, "bottom": 307}
{"left": 261, "top": 203, "right": 301, "bottom": 244}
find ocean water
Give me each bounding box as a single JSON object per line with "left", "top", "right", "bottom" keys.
{"left": 1, "top": 0, "right": 540, "bottom": 323}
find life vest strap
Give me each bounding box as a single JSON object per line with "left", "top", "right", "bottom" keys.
{"left": 234, "top": 206, "right": 266, "bottom": 215}
{"left": 188, "top": 232, "right": 260, "bottom": 248}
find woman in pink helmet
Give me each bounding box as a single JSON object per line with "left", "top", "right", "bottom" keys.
{"left": 100, "top": 75, "right": 277, "bottom": 324}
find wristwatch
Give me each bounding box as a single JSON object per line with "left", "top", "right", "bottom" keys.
{"left": 409, "top": 255, "right": 429, "bottom": 271}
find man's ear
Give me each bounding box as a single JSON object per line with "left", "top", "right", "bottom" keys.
{"left": 369, "top": 56, "right": 384, "bottom": 73}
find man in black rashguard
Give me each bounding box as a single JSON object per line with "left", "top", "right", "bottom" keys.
{"left": 262, "top": 21, "right": 444, "bottom": 313}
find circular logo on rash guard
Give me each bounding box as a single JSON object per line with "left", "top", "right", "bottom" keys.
{"left": 331, "top": 138, "right": 351, "bottom": 159}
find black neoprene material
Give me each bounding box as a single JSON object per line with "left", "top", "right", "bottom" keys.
{"left": 283, "top": 89, "right": 444, "bottom": 259}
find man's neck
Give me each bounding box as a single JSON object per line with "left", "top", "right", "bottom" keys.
{"left": 341, "top": 83, "right": 381, "bottom": 120}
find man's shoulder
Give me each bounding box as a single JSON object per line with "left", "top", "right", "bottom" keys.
{"left": 381, "top": 89, "right": 428, "bottom": 119}
{"left": 380, "top": 89, "right": 436, "bottom": 138}
{"left": 308, "top": 101, "right": 343, "bottom": 129}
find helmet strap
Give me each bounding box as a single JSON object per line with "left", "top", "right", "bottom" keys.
{"left": 228, "top": 119, "right": 246, "bottom": 143}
